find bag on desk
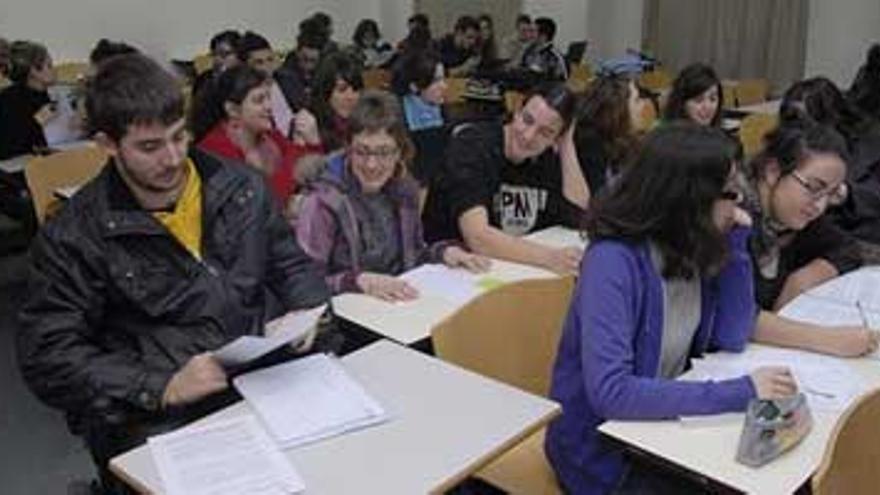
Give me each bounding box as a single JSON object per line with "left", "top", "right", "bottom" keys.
{"left": 735, "top": 393, "right": 813, "bottom": 467}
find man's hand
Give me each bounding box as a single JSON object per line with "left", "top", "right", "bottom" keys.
{"left": 162, "top": 353, "right": 228, "bottom": 408}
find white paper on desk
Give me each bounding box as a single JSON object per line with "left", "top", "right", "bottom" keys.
{"left": 234, "top": 353, "right": 389, "bottom": 449}
{"left": 214, "top": 305, "right": 326, "bottom": 367}
{"left": 149, "top": 416, "right": 304, "bottom": 495}
{"left": 805, "top": 268, "right": 880, "bottom": 311}
{"left": 399, "top": 264, "right": 490, "bottom": 306}
{"left": 687, "top": 347, "right": 867, "bottom": 413}
{"left": 778, "top": 295, "right": 880, "bottom": 360}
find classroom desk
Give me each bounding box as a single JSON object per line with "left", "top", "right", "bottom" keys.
{"left": 333, "top": 258, "right": 558, "bottom": 345}
{"left": 110, "top": 340, "right": 560, "bottom": 494}
{"left": 736, "top": 99, "right": 781, "bottom": 115}
{"left": 0, "top": 154, "right": 32, "bottom": 174}
{"left": 598, "top": 276, "right": 880, "bottom": 494}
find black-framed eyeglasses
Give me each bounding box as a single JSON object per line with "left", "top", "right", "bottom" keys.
{"left": 789, "top": 170, "right": 846, "bottom": 206}
{"left": 719, "top": 189, "right": 743, "bottom": 202}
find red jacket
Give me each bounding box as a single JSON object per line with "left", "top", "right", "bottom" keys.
{"left": 198, "top": 123, "right": 323, "bottom": 205}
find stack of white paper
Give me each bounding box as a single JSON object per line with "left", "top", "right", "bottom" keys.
{"left": 233, "top": 353, "right": 389, "bottom": 449}
{"left": 399, "top": 264, "right": 503, "bottom": 306}
{"left": 688, "top": 347, "right": 868, "bottom": 413}
{"left": 214, "top": 305, "right": 327, "bottom": 367}
{"left": 149, "top": 416, "right": 304, "bottom": 495}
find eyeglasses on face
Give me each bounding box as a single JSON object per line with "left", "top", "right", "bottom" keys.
{"left": 789, "top": 170, "right": 846, "bottom": 206}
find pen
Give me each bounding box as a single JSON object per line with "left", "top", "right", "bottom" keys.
{"left": 856, "top": 300, "right": 871, "bottom": 328}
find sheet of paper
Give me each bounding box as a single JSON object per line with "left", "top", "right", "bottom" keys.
{"left": 399, "top": 264, "right": 497, "bottom": 306}
{"left": 687, "top": 347, "right": 867, "bottom": 413}
{"left": 214, "top": 305, "right": 326, "bottom": 367}
{"left": 233, "top": 353, "right": 388, "bottom": 449}
{"left": 804, "top": 268, "right": 880, "bottom": 310}
{"left": 149, "top": 416, "right": 304, "bottom": 495}
{"left": 778, "top": 294, "right": 880, "bottom": 360}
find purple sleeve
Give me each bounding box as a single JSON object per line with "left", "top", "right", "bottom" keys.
{"left": 294, "top": 194, "right": 360, "bottom": 294}
{"left": 579, "top": 243, "right": 755, "bottom": 420}
{"left": 710, "top": 226, "right": 758, "bottom": 352}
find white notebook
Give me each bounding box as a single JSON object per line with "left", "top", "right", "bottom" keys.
{"left": 233, "top": 353, "right": 389, "bottom": 449}
{"left": 149, "top": 416, "right": 304, "bottom": 495}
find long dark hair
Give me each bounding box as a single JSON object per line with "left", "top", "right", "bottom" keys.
{"left": 664, "top": 63, "right": 723, "bottom": 127}
{"left": 575, "top": 74, "right": 639, "bottom": 165}
{"left": 309, "top": 52, "right": 364, "bottom": 150}
{"left": 190, "top": 65, "right": 268, "bottom": 141}
{"left": 353, "top": 19, "right": 381, "bottom": 48}
{"left": 586, "top": 123, "right": 739, "bottom": 278}
{"left": 747, "top": 120, "right": 850, "bottom": 183}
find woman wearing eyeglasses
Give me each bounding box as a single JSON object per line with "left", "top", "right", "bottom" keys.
{"left": 295, "top": 90, "right": 488, "bottom": 301}
{"left": 743, "top": 122, "right": 879, "bottom": 357}
{"left": 546, "top": 123, "right": 797, "bottom": 494}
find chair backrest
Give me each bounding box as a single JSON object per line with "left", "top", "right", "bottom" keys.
{"left": 362, "top": 68, "right": 392, "bottom": 90}
{"left": 192, "top": 53, "right": 214, "bottom": 76}
{"left": 24, "top": 145, "right": 107, "bottom": 224}
{"left": 504, "top": 90, "right": 525, "bottom": 114}
{"left": 566, "top": 62, "right": 593, "bottom": 93}
{"left": 734, "top": 79, "right": 770, "bottom": 107}
{"left": 432, "top": 276, "right": 575, "bottom": 397}
{"left": 813, "top": 388, "right": 880, "bottom": 495}
{"left": 54, "top": 61, "right": 89, "bottom": 85}
{"left": 637, "top": 69, "right": 673, "bottom": 93}
{"left": 445, "top": 77, "right": 468, "bottom": 105}
{"left": 738, "top": 113, "right": 778, "bottom": 158}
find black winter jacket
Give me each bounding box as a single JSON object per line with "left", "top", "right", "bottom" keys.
{"left": 17, "top": 149, "right": 330, "bottom": 429}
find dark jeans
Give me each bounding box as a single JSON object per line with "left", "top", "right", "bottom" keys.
{"left": 614, "top": 459, "right": 713, "bottom": 495}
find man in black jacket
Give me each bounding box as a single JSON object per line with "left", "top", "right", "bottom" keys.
{"left": 17, "top": 54, "right": 330, "bottom": 492}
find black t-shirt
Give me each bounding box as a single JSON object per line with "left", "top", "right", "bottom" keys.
{"left": 0, "top": 83, "right": 50, "bottom": 159}
{"left": 438, "top": 34, "right": 473, "bottom": 70}
{"left": 751, "top": 215, "right": 862, "bottom": 309}
{"left": 423, "top": 120, "right": 585, "bottom": 241}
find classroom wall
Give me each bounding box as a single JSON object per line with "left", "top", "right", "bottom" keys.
{"left": 0, "top": 0, "right": 386, "bottom": 62}
{"left": 585, "top": 0, "right": 643, "bottom": 61}
{"left": 804, "top": 0, "right": 880, "bottom": 87}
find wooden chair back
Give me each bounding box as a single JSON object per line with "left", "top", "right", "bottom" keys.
{"left": 24, "top": 145, "right": 107, "bottom": 224}
{"left": 813, "top": 388, "right": 880, "bottom": 495}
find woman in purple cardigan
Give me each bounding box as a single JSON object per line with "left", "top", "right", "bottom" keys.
{"left": 545, "top": 124, "right": 798, "bottom": 494}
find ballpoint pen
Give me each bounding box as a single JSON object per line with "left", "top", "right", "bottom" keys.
{"left": 856, "top": 300, "right": 871, "bottom": 329}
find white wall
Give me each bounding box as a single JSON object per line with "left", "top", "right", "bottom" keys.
{"left": 522, "top": 0, "right": 590, "bottom": 50}
{"left": 585, "top": 0, "right": 643, "bottom": 60}
{"left": 0, "top": 0, "right": 393, "bottom": 62}
{"left": 805, "top": 0, "right": 880, "bottom": 87}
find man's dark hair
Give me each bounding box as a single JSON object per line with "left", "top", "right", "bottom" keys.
{"left": 237, "top": 31, "right": 272, "bottom": 62}
{"left": 516, "top": 14, "right": 532, "bottom": 26}
{"left": 781, "top": 76, "right": 872, "bottom": 143}
{"left": 586, "top": 123, "right": 739, "bottom": 279}
{"left": 534, "top": 17, "right": 557, "bottom": 41}
{"left": 454, "top": 16, "right": 479, "bottom": 33}
{"left": 523, "top": 82, "right": 578, "bottom": 132}
{"left": 408, "top": 14, "right": 430, "bottom": 30}
{"left": 209, "top": 30, "right": 241, "bottom": 52}
{"left": 8, "top": 40, "right": 49, "bottom": 84}
{"left": 85, "top": 54, "right": 184, "bottom": 141}
{"left": 89, "top": 39, "right": 139, "bottom": 66}
{"left": 397, "top": 50, "right": 442, "bottom": 93}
